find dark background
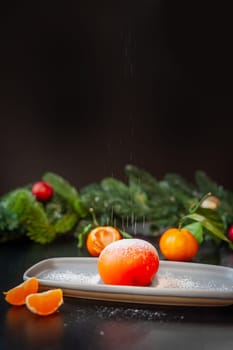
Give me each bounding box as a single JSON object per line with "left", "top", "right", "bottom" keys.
{"left": 1, "top": 0, "right": 233, "bottom": 195}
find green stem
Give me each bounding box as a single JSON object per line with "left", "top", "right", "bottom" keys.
{"left": 190, "top": 192, "right": 212, "bottom": 213}
{"left": 89, "top": 207, "right": 99, "bottom": 226}
{"left": 178, "top": 219, "right": 183, "bottom": 230}
{"left": 178, "top": 192, "right": 212, "bottom": 229}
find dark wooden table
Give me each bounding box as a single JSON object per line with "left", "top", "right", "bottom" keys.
{"left": 1, "top": 235, "right": 233, "bottom": 350}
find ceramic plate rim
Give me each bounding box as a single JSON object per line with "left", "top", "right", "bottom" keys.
{"left": 23, "top": 257, "right": 233, "bottom": 306}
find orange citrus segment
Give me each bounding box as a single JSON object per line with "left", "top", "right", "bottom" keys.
{"left": 86, "top": 226, "right": 122, "bottom": 257}
{"left": 3, "top": 277, "right": 39, "bottom": 306}
{"left": 25, "top": 289, "right": 63, "bottom": 316}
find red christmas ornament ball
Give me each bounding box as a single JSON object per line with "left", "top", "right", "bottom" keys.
{"left": 32, "top": 181, "right": 54, "bottom": 202}
{"left": 227, "top": 225, "right": 233, "bottom": 243}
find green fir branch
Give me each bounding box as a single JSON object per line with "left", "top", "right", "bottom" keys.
{"left": 0, "top": 165, "right": 233, "bottom": 249}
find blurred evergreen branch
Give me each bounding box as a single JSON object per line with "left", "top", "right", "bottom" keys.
{"left": 0, "top": 165, "right": 233, "bottom": 249}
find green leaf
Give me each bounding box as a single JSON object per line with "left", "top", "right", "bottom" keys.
{"left": 119, "top": 230, "right": 133, "bottom": 239}
{"left": 76, "top": 223, "right": 94, "bottom": 248}
{"left": 164, "top": 173, "right": 196, "bottom": 196}
{"left": 129, "top": 181, "right": 149, "bottom": 211}
{"left": 0, "top": 203, "right": 18, "bottom": 231}
{"left": 161, "top": 174, "right": 198, "bottom": 211}
{"left": 150, "top": 215, "right": 178, "bottom": 230}
{"left": 125, "top": 164, "right": 165, "bottom": 197}
{"left": 183, "top": 207, "right": 230, "bottom": 243}
{"left": 54, "top": 213, "right": 78, "bottom": 234}
{"left": 4, "top": 189, "right": 57, "bottom": 244}
{"left": 43, "top": 172, "right": 88, "bottom": 218}
{"left": 101, "top": 178, "right": 129, "bottom": 195}
{"left": 26, "top": 221, "right": 56, "bottom": 244}
{"left": 195, "top": 171, "right": 220, "bottom": 196}
{"left": 80, "top": 188, "right": 108, "bottom": 215}
{"left": 0, "top": 203, "right": 24, "bottom": 242}
{"left": 182, "top": 222, "right": 204, "bottom": 244}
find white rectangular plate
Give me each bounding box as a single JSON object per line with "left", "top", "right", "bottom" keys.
{"left": 23, "top": 258, "right": 233, "bottom": 307}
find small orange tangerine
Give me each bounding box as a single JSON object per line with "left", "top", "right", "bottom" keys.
{"left": 86, "top": 226, "right": 122, "bottom": 257}
{"left": 159, "top": 228, "right": 199, "bottom": 262}
{"left": 25, "top": 289, "right": 63, "bottom": 316}
{"left": 3, "top": 277, "right": 39, "bottom": 306}
{"left": 98, "top": 238, "right": 160, "bottom": 286}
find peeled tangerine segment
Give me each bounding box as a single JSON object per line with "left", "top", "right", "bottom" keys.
{"left": 26, "top": 289, "right": 63, "bottom": 316}
{"left": 4, "top": 277, "right": 39, "bottom": 306}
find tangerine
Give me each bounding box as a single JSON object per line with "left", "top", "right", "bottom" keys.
{"left": 159, "top": 228, "right": 199, "bottom": 262}
{"left": 86, "top": 226, "right": 122, "bottom": 257}
{"left": 3, "top": 277, "right": 39, "bottom": 306}
{"left": 25, "top": 289, "right": 63, "bottom": 316}
{"left": 98, "top": 238, "right": 160, "bottom": 286}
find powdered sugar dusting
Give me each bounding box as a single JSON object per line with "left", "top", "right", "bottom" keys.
{"left": 38, "top": 270, "right": 100, "bottom": 284}
{"left": 155, "top": 271, "right": 231, "bottom": 291}
{"left": 100, "top": 238, "right": 158, "bottom": 260}
{"left": 37, "top": 268, "right": 231, "bottom": 292}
